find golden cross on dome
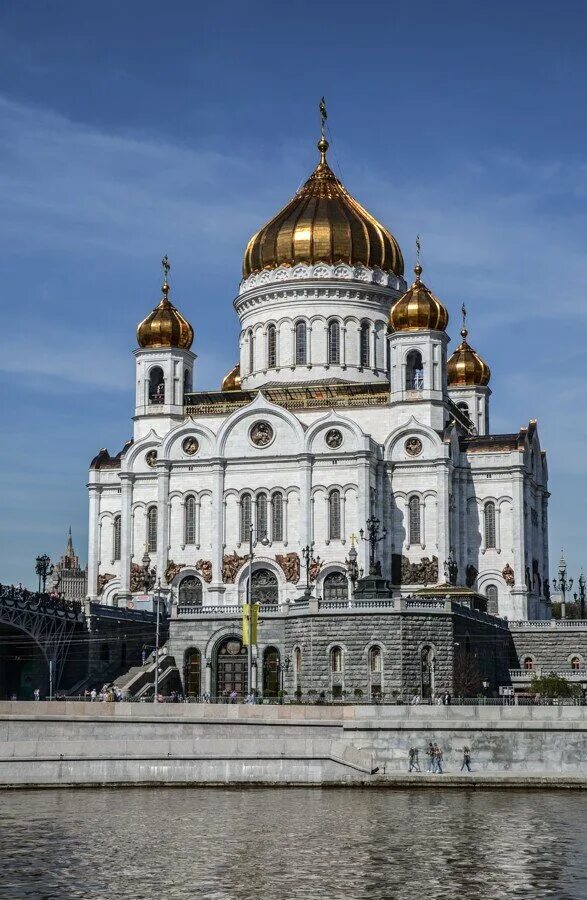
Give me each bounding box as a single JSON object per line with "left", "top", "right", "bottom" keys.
{"left": 461, "top": 303, "right": 468, "bottom": 339}
{"left": 416, "top": 234, "right": 421, "bottom": 263}
{"left": 162, "top": 255, "right": 170, "bottom": 281}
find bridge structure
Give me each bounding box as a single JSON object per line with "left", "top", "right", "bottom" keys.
{"left": 0, "top": 584, "right": 85, "bottom": 689}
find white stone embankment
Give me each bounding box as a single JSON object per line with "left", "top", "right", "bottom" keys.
{"left": 0, "top": 702, "right": 586, "bottom": 788}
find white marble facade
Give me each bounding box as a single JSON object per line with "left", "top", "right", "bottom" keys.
{"left": 88, "top": 258, "right": 549, "bottom": 621}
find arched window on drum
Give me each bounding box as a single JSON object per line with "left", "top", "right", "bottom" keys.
{"left": 328, "top": 489, "right": 341, "bottom": 540}
{"left": 184, "top": 495, "right": 196, "bottom": 545}
{"left": 271, "top": 492, "right": 284, "bottom": 542}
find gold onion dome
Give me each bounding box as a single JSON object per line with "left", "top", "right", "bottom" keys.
{"left": 389, "top": 262, "right": 449, "bottom": 332}
{"left": 137, "top": 257, "right": 194, "bottom": 350}
{"left": 447, "top": 319, "right": 491, "bottom": 387}
{"left": 221, "top": 363, "right": 241, "bottom": 391}
{"left": 243, "top": 137, "right": 404, "bottom": 279}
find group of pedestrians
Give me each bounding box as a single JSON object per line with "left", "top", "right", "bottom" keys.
{"left": 407, "top": 743, "right": 472, "bottom": 774}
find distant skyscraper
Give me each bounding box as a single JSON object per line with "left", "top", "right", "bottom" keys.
{"left": 48, "top": 529, "right": 87, "bottom": 601}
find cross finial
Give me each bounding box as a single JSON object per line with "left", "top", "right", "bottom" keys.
{"left": 414, "top": 235, "right": 422, "bottom": 281}
{"left": 349, "top": 533, "right": 358, "bottom": 548}
{"left": 319, "top": 97, "right": 327, "bottom": 139}
{"left": 460, "top": 303, "right": 468, "bottom": 339}
{"left": 161, "top": 255, "right": 170, "bottom": 297}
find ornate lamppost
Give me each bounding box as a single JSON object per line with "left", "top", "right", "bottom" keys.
{"left": 359, "top": 516, "right": 387, "bottom": 576}
{"left": 345, "top": 534, "right": 362, "bottom": 591}
{"left": 245, "top": 523, "right": 270, "bottom": 698}
{"left": 35, "top": 554, "right": 53, "bottom": 593}
{"left": 574, "top": 571, "right": 586, "bottom": 620}
{"left": 301, "top": 542, "right": 321, "bottom": 597}
{"left": 553, "top": 551, "right": 573, "bottom": 620}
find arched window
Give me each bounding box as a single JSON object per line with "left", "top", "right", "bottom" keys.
{"left": 523, "top": 656, "right": 534, "bottom": 670}
{"left": 148, "top": 366, "right": 165, "bottom": 404}
{"left": 184, "top": 496, "right": 196, "bottom": 545}
{"left": 248, "top": 330, "right": 254, "bottom": 375}
{"left": 294, "top": 647, "right": 302, "bottom": 675}
{"left": 240, "top": 493, "right": 252, "bottom": 543}
{"left": 330, "top": 646, "right": 343, "bottom": 674}
{"left": 267, "top": 324, "right": 277, "bottom": 368}
{"left": 184, "top": 648, "right": 201, "bottom": 697}
{"left": 113, "top": 515, "right": 121, "bottom": 561}
{"left": 328, "top": 320, "right": 340, "bottom": 365}
{"left": 421, "top": 646, "right": 435, "bottom": 699}
{"left": 406, "top": 350, "right": 424, "bottom": 390}
{"left": 408, "top": 496, "right": 421, "bottom": 545}
{"left": 179, "top": 576, "right": 202, "bottom": 607}
{"left": 183, "top": 368, "right": 192, "bottom": 397}
{"left": 485, "top": 584, "right": 498, "bottom": 615}
{"left": 251, "top": 568, "right": 278, "bottom": 605}
{"left": 271, "top": 492, "right": 284, "bottom": 542}
{"left": 147, "top": 506, "right": 158, "bottom": 553}
{"left": 262, "top": 646, "right": 280, "bottom": 698}
{"left": 484, "top": 501, "right": 496, "bottom": 549}
{"left": 328, "top": 489, "right": 341, "bottom": 540}
{"left": 256, "top": 493, "right": 268, "bottom": 541}
{"left": 369, "top": 646, "right": 382, "bottom": 673}
{"left": 360, "top": 321, "right": 370, "bottom": 367}
{"left": 457, "top": 401, "right": 470, "bottom": 419}
{"left": 571, "top": 656, "right": 582, "bottom": 671}
{"left": 295, "top": 321, "right": 307, "bottom": 365}
{"left": 323, "top": 571, "right": 348, "bottom": 601}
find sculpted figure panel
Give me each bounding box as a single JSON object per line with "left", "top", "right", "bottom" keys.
{"left": 502, "top": 563, "right": 515, "bottom": 587}
{"left": 276, "top": 552, "right": 300, "bottom": 584}
{"left": 222, "top": 551, "right": 248, "bottom": 583}
{"left": 195, "top": 559, "right": 213, "bottom": 583}
{"left": 392, "top": 554, "right": 438, "bottom": 585}
{"left": 165, "top": 560, "right": 184, "bottom": 584}
{"left": 97, "top": 573, "right": 115, "bottom": 595}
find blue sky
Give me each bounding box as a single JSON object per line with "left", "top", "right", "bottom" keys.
{"left": 1, "top": 0, "right": 586, "bottom": 587}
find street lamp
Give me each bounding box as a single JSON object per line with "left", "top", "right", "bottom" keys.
{"left": 35, "top": 554, "right": 53, "bottom": 593}
{"left": 574, "top": 571, "right": 586, "bottom": 620}
{"left": 153, "top": 577, "right": 162, "bottom": 703}
{"left": 279, "top": 654, "right": 291, "bottom": 701}
{"left": 246, "top": 523, "right": 270, "bottom": 699}
{"left": 301, "top": 543, "right": 321, "bottom": 597}
{"left": 359, "top": 516, "right": 387, "bottom": 576}
{"left": 553, "top": 551, "right": 573, "bottom": 619}
{"left": 345, "top": 534, "right": 361, "bottom": 592}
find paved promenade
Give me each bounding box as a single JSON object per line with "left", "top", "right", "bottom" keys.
{"left": 0, "top": 702, "right": 586, "bottom": 788}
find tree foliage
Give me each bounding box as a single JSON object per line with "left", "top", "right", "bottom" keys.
{"left": 528, "top": 673, "right": 580, "bottom": 698}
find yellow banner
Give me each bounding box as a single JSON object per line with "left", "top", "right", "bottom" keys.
{"left": 242, "top": 603, "right": 259, "bottom": 646}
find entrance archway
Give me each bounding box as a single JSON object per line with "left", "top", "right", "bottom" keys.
{"left": 184, "top": 648, "right": 201, "bottom": 698}
{"left": 216, "top": 637, "right": 247, "bottom": 699}
{"left": 263, "top": 646, "right": 280, "bottom": 698}
{"left": 251, "top": 568, "right": 278, "bottom": 605}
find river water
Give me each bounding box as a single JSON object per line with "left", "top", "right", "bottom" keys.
{"left": 0, "top": 788, "right": 585, "bottom": 899}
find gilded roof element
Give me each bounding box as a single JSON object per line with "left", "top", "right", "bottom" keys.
{"left": 137, "top": 257, "right": 194, "bottom": 350}
{"left": 221, "top": 363, "right": 241, "bottom": 391}
{"left": 243, "top": 138, "right": 404, "bottom": 278}
{"left": 389, "top": 262, "right": 449, "bottom": 333}
{"left": 447, "top": 309, "right": 490, "bottom": 387}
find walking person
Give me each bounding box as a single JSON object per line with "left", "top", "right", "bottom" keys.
{"left": 33, "top": 688, "right": 40, "bottom": 701}
{"left": 426, "top": 742, "right": 435, "bottom": 773}
{"left": 435, "top": 745, "right": 444, "bottom": 774}
{"left": 408, "top": 748, "right": 421, "bottom": 773}
{"left": 460, "top": 746, "right": 471, "bottom": 772}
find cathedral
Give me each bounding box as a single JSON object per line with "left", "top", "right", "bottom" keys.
{"left": 87, "top": 123, "right": 550, "bottom": 698}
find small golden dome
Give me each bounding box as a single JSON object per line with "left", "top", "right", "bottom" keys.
{"left": 221, "top": 363, "right": 241, "bottom": 391}
{"left": 137, "top": 257, "right": 194, "bottom": 350}
{"left": 447, "top": 325, "right": 491, "bottom": 387}
{"left": 243, "top": 138, "right": 403, "bottom": 279}
{"left": 389, "top": 263, "right": 449, "bottom": 332}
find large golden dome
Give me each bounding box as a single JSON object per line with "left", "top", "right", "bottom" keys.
{"left": 137, "top": 258, "right": 194, "bottom": 351}
{"left": 243, "top": 138, "right": 404, "bottom": 279}
{"left": 447, "top": 324, "right": 491, "bottom": 387}
{"left": 389, "top": 263, "right": 449, "bottom": 333}
{"left": 221, "top": 363, "right": 241, "bottom": 391}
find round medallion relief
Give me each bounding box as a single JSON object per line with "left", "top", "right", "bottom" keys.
{"left": 182, "top": 436, "right": 199, "bottom": 456}
{"left": 325, "top": 428, "right": 343, "bottom": 449}
{"left": 145, "top": 450, "right": 158, "bottom": 467}
{"left": 404, "top": 437, "right": 423, "bottom": 457}
{"left": 249, "top": 421, "right": 274, "bottom": 447}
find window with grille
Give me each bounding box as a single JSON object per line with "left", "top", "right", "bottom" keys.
{"left": 295, "top": 321, "right": 307, "bottom": 365}
{"left": 360, "top": 322, "right": 370, "bottom": 367}
{"left": 369, "top": 646, "right": 382, "bottom": 673}
{"left": 256, "top": 493, "right": 268, "bottom": 541}
{"left": 406, "top": 350, "right": 424, "bottom": 390}
{"left": 323, "top": 571, "right": 348, "bottom": 601}
{"left": 147, "top": 506, "right": 158, "bottom": 553}
{"left": 240, "top": 494, "right": 252, "bottom": 543}
{"left": 113, "top": 515, "right": 121, "bottom": 561}
{"left": 329, "top": 490, "right": 341, "bottom": 540}
{"left": 571, "top": 656, "right": 582, "bottom": 670}
{"left": 185, "top": 496, "right": 196, "bottom": 545}
{"left": 484, "top": 502, "right": 496, "bottom": 548}
{"left": 408, "top": 496, "right": 421, "bottom": 544}
{"left": 485, "top": 584, "right": 498, "bottom": 615}
{"left": 328, "top": 320, "right": 340, "bottom": 364}
{"left": 271, "top": 492, "right": 284, "bottom": 542}
{"left": 523, "top": 657, "right": 534, "bottom": 670}
{"left": 267, "top": 324, "right": 277, "bottom": 368}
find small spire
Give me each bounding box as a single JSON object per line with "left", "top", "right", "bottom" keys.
{"left": 461, "top": 303, "right": 468, "bottom": 339}
{"left": 414, "top": 234, "right": 422, "bottom": 281}
{"left": 317, "top": 97, "right": 329, "bottom": 165}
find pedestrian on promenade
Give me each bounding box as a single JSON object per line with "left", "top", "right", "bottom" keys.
{"left": 229, "top": 689, "right": 238, "bottom": 704}
{"left": 435, "top": 745, "right": 444, "bottom": 774}
{"left": 426, "top": 742, "right": 435, "bottom": 773}
{"left": 408, "top": 748, "right": 420, "bottom": 772}
{"left": 90, "top": 688, "right": 97, "bottom": 701}
{"left": 460, "top": 746, "right": 471, "bottom": 772}
{"left": 33, "top": 688, "right": 40, "bottom": 701}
